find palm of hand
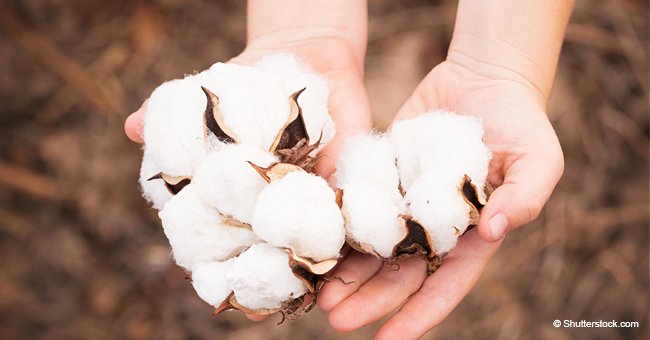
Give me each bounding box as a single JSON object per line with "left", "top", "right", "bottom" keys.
{"left": 318, "top": 61, "right": 563, "bottom": 339}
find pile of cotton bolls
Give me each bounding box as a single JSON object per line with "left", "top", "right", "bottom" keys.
{"left": 336, "top": 112, "right": 491, "bottom": 273}
{"left": 138, "top": 53, "right": 491, "bottom": 321}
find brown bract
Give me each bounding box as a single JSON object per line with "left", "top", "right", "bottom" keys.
{"left": 460, "top": 174, "right": 489, "bottom": 229}
{"left": 247, "top": 162, "right": 304, "bottom": 183}
{"left": 221, "top": 217, "right": 253, "bottom": 230}
{"left": 201, "top": 86, "right": 238, "bottom": 144}
{"left": 285, "top": 249, "right": 338, "bottom": 276}
{"left": 269, "top": 88, "right": 321, "bottom": 173}
{"left": 147, "top": 172, "right": 191, "bottom": 195}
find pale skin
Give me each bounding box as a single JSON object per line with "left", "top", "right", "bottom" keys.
{"left": 124, "top": 0, "right": 571, "bottom": 338}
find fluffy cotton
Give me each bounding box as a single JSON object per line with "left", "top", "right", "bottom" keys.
{"left": 143, "top": 55, "right": 335, "bottom": 173}
{"left": 192, "top": 144, "right": 277, "bottom": 224}
{"left": 390, "top": 110, "right": 491, "bottom": 197}
{"left": 139, "top": 150, "right": 173, "bottom": 210}
{"left": 255, "top": 54, "right": 335, "bottom": 148}
{"left": 159, "top": 184, "right": 260, "bottom": 270}
{"left": 191, "top": 260, "right": 234, "bottom": 307}
{"left": 335, "top": 133, "right": 399, "bottom": 190}
{"left": 252, "top": 171, "right": 345, "bottom": 261}
{"left": 143, "top": 71, "right": 211, "bottom": 177}
{"left": 228, "top": 243, "right": 307, "bottom": 310}
{"left": 341, "top": 181, "right": 406, "bottom": 258}
{"left": 202, "top": 62, "right": 291, "bottom": 151}
{"left": 405, "top": 170, "right": 472, "bottom": 254}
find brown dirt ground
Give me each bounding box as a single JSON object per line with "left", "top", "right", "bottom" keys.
{"left": 0, "top": 0, "right": 648, "bottom": 339}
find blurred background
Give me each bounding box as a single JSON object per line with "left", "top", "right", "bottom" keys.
{"left": 0, "top": 0, "right": 647, "bottom": 339}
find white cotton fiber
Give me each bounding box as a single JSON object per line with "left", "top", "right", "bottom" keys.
{"left": 252, "top": 171, "right": 345, "bottom": 261}
{"left": 335, "top": 133, "right": 399, "bottom": 190}
{"left": 255, "top": 54, "right": 335, "bottom": 149}
{"left": 143, "top": 71, "right": 210, "bottom": 176}
{"left": 341, "top": 181, "right": 406, "bottom": 258}
{"left": 228, "top": 243, "right": 307, "bottom": 310}
{"left": 390, "top": 110, "right": 491, "bottom": 197}
{"left": 139, "top": 150, "right": 173, "bottom": 210}
{"left": 405, "top": 170, "right": 472, "bottom": 254}
{"left": 159, "top": 184, "right": 260, "bottom": 270}
{"left": 191, "top": 260, "right": 234, "bottom": 307}
{"left": 192, "top": 144, "right": 277, "bottom": 225}
{"left": 203, "top": 62, "right": 291, "bottom": 151}
{"left": 389, "top": 117, "right": 421, "bottom": 191}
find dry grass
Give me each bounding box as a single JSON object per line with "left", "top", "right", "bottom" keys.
{"left": 0, "top": 0, "right": 647, "bottom": 339}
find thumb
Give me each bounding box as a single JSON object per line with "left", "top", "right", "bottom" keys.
{"left": 477, "top": 148, "right": 564, "bottom": 242}
{"left": 124, "top": 100, "right": 148, "bottom": 144}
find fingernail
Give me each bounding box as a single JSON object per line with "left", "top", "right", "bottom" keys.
{"left": 488, "top": 213, "right": 509, "bottom": 240}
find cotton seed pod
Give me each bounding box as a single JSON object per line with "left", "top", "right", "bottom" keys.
{"left": 404, "top": 170, "right": 486, "bottom": 255}
{"left": 255, "top": 53, "right": 335, "bottom": 150}
{"left": 158, "top": 184, "right": 261, "bottom": 270}
{"left": 191, "top": 260, "right": 234, "bottom": 307}
{"left": 340, "top": 181, "right": 406, "bottom": 258}
{"left": 192, "top": 144, "right": 277, "bottom": 225}
{"left": 251, "top": 171, "right": 345, "bottom": 263}
{"left": 200, "top": 62, "right": 291, "bottom": 151}
{"left": 225, "top": 243, "right": 308, "bottom": 312}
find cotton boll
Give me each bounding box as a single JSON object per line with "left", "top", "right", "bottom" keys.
{"left": 228, "top": 243, "right": 307, "bottom": 310}
{"left": 159, "top": 184, "right": 260, "bottom": 270}
{"left": 191, "top": 260, "right": 234, "bottom": 307}
{"left": 391, "top": 110, "right": 491, "bottom": 197}
{"left": 405, "top": 171, "right": 472, "bottom": 254}
{"left": 341, "top": 181, "right": 406, "bottom": 258}
{"left": 411, "top": 110, "right": 490, "bottom": 200}
{"left": 252, "top": 172, "right": 345, "bottom": 261}
{"left": 336, "top": 133, "right": 399, "bottom": 190}
{"left": 139, "top": 151, "right": 173, "bottom": 210}
{"left": 143, "top": 71, "right": 210, "bottom": 176}
{"left": 192, "top": 144, "right": 277, "bottom": 224}
{"left": 204, "top": 62, "right": 291, "bottom": 151}
{"left": 255, "top": 54, "right": 335, "bottom": 149}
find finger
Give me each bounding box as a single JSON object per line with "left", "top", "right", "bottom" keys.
{"left": 245, "top": 314, "right": 268, "bottom": 322}
{"left": 317, "top": 251, "right": 383, "bottom": 312}
{"left": 376, "top": 229, "right": 501, "bottom": 340}
{"left": 328, "top": 257, "right": 427, "bottom": 332}
{"left": 478, "top": 138, "right": 564, "bottom": 242}
{"left": 124, "top": 100, "right": 148, "bottom": 143}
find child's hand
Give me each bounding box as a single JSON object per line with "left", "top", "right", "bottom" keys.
{"left": 318, "top": 59, "right": 564, "bottom": 339}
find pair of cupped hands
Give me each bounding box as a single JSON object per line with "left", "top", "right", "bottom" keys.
{"left": 124, "top": 38, "right": 563, "bottom": 339}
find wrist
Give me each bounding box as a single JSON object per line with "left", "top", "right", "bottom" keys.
{"left": 447, "top": 0, "right": 573, "bottom": 106}
{"left": 239, "top": 36, "right": 364, "bottom": 78}
{"left": 246, "top": 0, "right": 367, "bottom": 71}
{"left": 447, "top": 33, "right": 551, "bottom": 105}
